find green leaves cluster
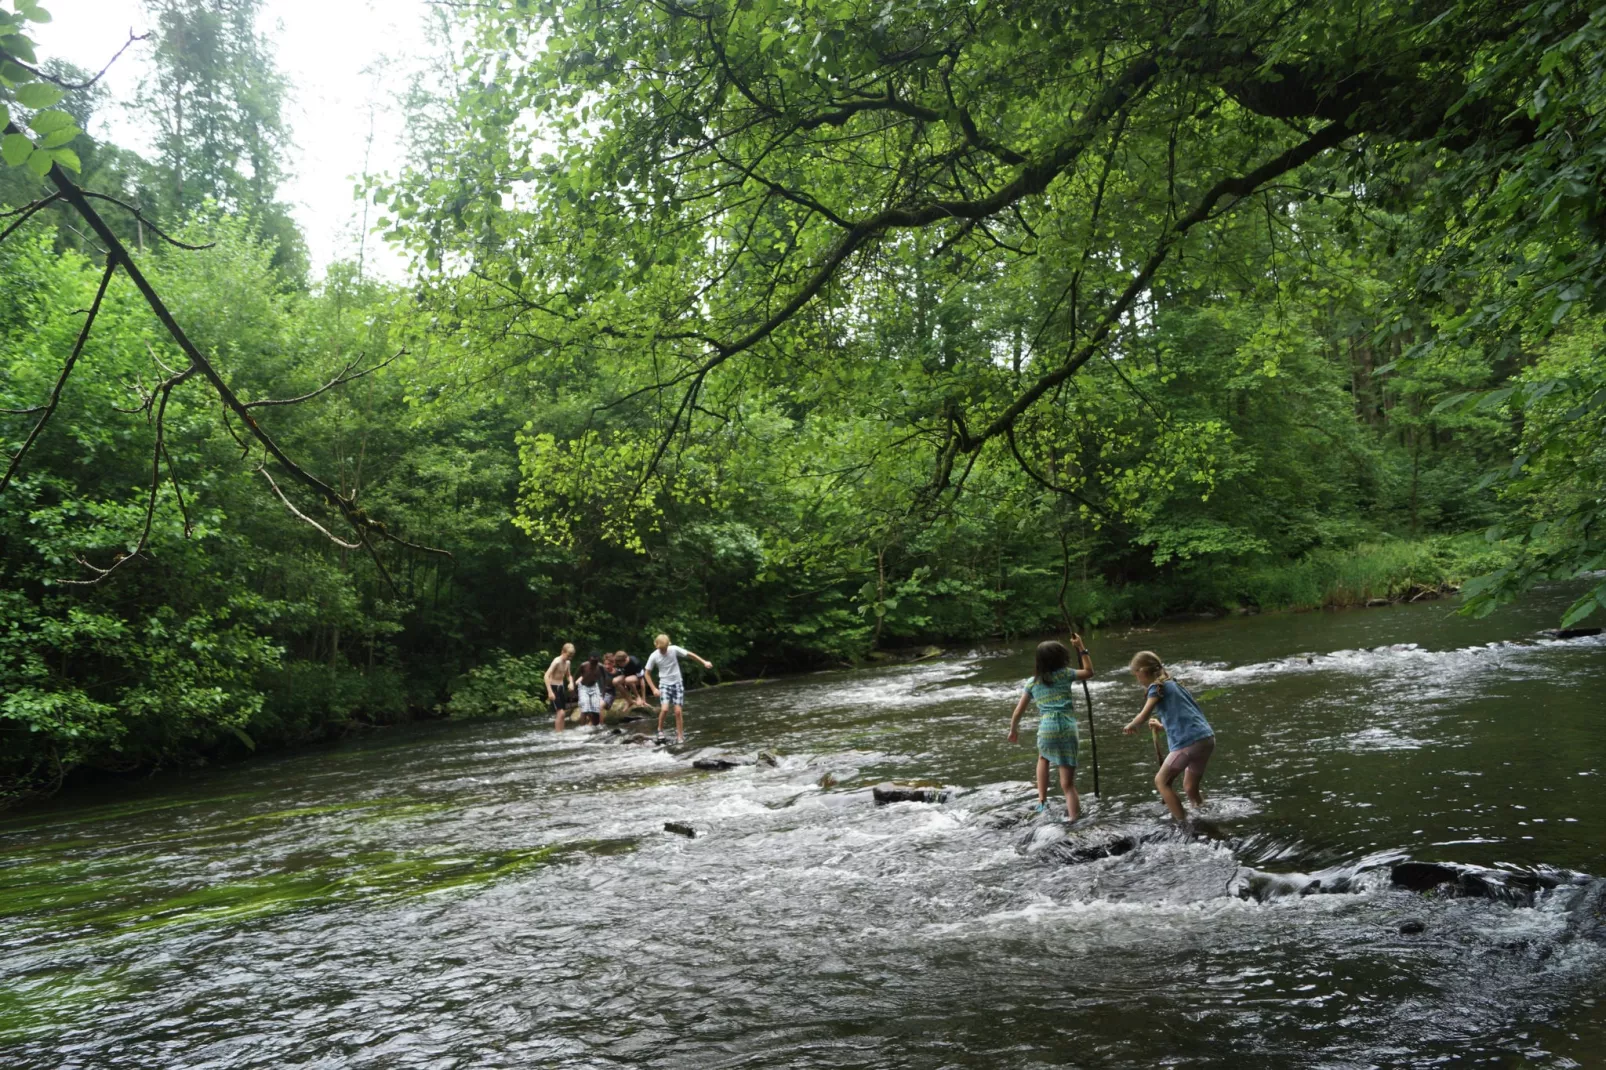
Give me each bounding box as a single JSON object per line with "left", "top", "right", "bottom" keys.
{"left": 0, "top": 2, "right": 83, "bottom": 176}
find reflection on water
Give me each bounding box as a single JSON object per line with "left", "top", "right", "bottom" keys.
{"left": 2, "top": 591, "right": 1604, "bottom": 1068}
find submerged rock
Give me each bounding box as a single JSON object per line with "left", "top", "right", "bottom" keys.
{"left": 1399, "top": 919, "right": 1427, "bottom": 935}
{"left": 663, "top": 821, "right": 696, "bottom": 838}
{"left": 872, "top": 782, "right": 953, "bottom": 805}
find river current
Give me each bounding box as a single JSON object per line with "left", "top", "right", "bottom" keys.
{"left": 2, "top": 590, "right": 1604, "bottom": 1068}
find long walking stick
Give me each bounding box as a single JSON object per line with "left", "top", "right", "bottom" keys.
{"left": 1057, "top": 531, "right": 1100, "bottom": 798}
{"left": 1082, "top": 670, "right": 1099, "bottom": 797}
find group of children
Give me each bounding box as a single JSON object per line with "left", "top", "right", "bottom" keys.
{"left": 544, "top": 628, "right": 1209, "bottom": 820}
{"left": 544, "top": 635, "right": 714, "bottom": 743}
{"left": 1009, "top": 635, "right": 1215, "bottom": 823}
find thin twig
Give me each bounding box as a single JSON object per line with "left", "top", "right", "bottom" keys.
{"left": 0, "top": 258, "right": 116, "bottom": 493}
{"left": 78, "top": 192, "right": 214, "bottom": 250}
{"left": 0, "top": 31, "right": 148, "bottom": 90}
{"left": 0, "top": 192, "right": 62, "bottom": 245}
{"left": 242, "top": 348, "right": 405, "bottom": 408}
{"left": 256, "top": 466, "right": 361, "bottom": 550}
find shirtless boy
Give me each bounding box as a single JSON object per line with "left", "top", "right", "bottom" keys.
{"left": 546, "top": 642, "right": 575, "bottom": 731}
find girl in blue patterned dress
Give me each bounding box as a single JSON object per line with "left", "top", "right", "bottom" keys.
{"left": 1007, "top": 635, "right": 1094, "bottom": 820}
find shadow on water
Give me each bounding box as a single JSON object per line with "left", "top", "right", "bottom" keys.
{"left": 1, "top": 587, "right": 1604, "bottom": 1067}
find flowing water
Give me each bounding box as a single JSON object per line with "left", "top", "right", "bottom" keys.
{"left": 3, "top": 590, "right": 1605, "bottom": 1068}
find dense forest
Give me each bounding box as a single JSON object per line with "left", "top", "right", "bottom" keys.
{"left": 1, "top": 0, "right": 1602, "bottom": 801}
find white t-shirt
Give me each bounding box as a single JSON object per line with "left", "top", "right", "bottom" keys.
{"left": 646, "top": 645, "right": 688, "bottom": 687}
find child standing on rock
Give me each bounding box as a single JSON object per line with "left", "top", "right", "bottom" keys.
{"left": 575, "top": 653, "right": 608, "bottom": 727}
{"left": 546, "top": 643, "right": 575, "bottom": 732}
{"left": 1123, "top": 650, "right": 1215, "bottom": 823}
{"left": 644, "top": 634, "right": 713, "bottom": 743}
{"left": 1007, "top": 635, "right": 1094, "bottom": 821}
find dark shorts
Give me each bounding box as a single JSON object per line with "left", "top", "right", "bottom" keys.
{"left": 548, "top": 682, "right": 570, "bottom": 710}
{"left": 1159, "top": 735, "right": 1214, "bottom": 782}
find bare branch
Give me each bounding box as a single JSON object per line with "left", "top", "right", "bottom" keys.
{"left": 0, "top": 192, "right": 62, "bottom": 245}
{"left": 1, "top": 258, "right": 117, "bottom": 494}
{"left": 0, "top": 31, "right": 148, "bottom": 90}
{"left": 256, "top": 466, "right": 361, "bottom": 550}
{"left": 61, "top": 377, "right": 174, "bottom": 585}
{"left": 41, "top": 159, "right": 454, "bottom": 561}
{"left": 78, "top": 192, "right": 215, "bottom": 251}
{"left": 242, "top": 348, "right": 406, "bottom": 408}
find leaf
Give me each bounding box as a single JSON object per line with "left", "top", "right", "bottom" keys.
{"left": 1, "top": 131, "right": 32, "bottom": 167}
{"left": 14, "top": 81, "right": 61, "bottom": 109}
{"left": 1558, "top": 593, "right": 1600, "bottom": 630}
{"left": 28, "top": 107, "right": 72, "bottom": 134}
{"left": 25, "top": 145, "right": 52, "bottom": 175}
{"left": 40, "top": 125, "right": 78, "bottom": 149}
{"left": 48, "top": 146, "right": 79, "bottom": 172}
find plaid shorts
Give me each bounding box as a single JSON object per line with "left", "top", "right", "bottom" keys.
{"left": 659, "top": 681, "right": 685, "bottom": 706}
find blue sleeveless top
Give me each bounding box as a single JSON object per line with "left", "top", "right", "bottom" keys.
{"left": 1147, "top": 680, "right": 1214, "bottom": 751}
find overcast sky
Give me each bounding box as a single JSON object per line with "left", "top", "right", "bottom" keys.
{"left": 34, "top": 0, "right": 442, "bottom": 279}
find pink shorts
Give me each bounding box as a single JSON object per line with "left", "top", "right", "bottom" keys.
{"left": 1159, "top": 735, "right": 1214, "bottom": 781}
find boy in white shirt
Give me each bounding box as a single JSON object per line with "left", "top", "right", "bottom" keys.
{"left": 643, "top": 633, "right": 713, "bottom": 742}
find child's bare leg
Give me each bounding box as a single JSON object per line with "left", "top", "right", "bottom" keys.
{"left": 1035, "top": 757, "right": 1050, "bottom": 806}
{"left": 1057, "top": 764, "right": 1080, "bottom": 822}
{"left": 1183, "top": 767, "right": 1205, "bottom": 809}
{"left": 657, "top": 705, "right": 667, "bottom": 736}
{"left": 673, "top": 704, "right": 685, "bottom": 742}
{"left": 1154, "top": 768, "right": 1188, "bottom": 823}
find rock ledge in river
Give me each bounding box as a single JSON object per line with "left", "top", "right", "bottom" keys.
{"left": 873, "top": 782, "right": 954, "bottom": 805}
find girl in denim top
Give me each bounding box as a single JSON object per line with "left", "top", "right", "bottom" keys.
{"left": 1123, "top": 650, "right": 1215, "bottom": 823}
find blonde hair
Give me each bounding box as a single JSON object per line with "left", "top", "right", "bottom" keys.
{"left": 654, "top": 633, "right": 670, "bottom": 650}
{"left": 561, "top": 642, "right": 575, "bottom": 656}
{"left": 1129, "top": 650, "right": 1172, "bottom": 686}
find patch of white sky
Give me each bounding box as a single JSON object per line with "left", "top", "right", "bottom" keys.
{"left": 32, "top": 0, "right": 451, "bottom": 280}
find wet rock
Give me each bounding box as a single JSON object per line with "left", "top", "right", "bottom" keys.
{"left": 817, "top": 772, "right": 837, "bottom": 790}
{"left": 872, "top": 782, "right": 953, "bottom": 805}
{"left": 757, "top": 751, "right": 780, "bottom": 768}
{"left": 1546, "top": 627, "right": 1603, "bottom": 640}
{"left": 1390, "top": 860, "right": 1564, "bottom": 907}
{"left": 1391, "top": 861, "right": 1462, "bottom": 893}
{"left": 1366, "top": 597, "right": 1392, "bottom": 607}
{"left": 663, "top": 821, "right": 696, "bottom": 838}
{"left": 692, "top": 755, "right": 753, "bottom": 771}
{"left": 1398, "top": 919, "right": 1426, "bottom": 935}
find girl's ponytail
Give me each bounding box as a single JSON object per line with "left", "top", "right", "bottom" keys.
{"left": 1129, "top": 650, "right": 1172, "bottom": 686}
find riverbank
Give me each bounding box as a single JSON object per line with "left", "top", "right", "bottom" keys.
{"left": 1082, "top": 534, "right": 1511, "bottom": 624}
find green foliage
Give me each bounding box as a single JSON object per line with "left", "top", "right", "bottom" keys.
{"left": 440, "top": 652, "right": 551, "bottom": 720}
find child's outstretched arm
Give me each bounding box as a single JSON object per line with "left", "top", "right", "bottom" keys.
{"left": 1070, "top": 633, "right": 1094, "bottom": 680}
{"left": 1123, "top": 694, "right": 1160, "bottom": 734}
{"left": 682, "top": 649, "right": 714, "bottom": 670}
{"left": 1006, "top": 692, "right": 1031, "bottom": 744}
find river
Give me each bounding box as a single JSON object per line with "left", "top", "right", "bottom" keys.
{"left": 2, "top": 589, "right": 1604, "bottom": 1068}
